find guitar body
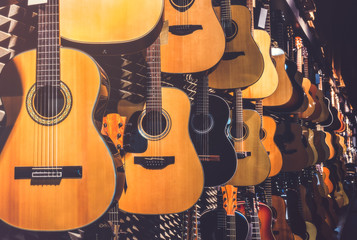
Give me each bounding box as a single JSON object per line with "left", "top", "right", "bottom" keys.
{"left": 262, "top": 116, "right": 283, "bottom": 177}
{"left": 313, "top": 90, "right": 329, "bottom": 123}
{"left": 305, "top": 222, "right": 317, "bottom": 240}
{"left": 298, "top": 78, "right": 315, "bottom": 119}
{"left": 325, "top": 131, "right": 336, "bottom": 160}
{"left": 274, "top": 121, "right": 308, "bottom": 172}
{"left": 286, "top": 189, "right": 307, "bottom": 240}
{"left": 306, "top": 84, "right": 322, "bottom": 122}
{"left": 302, "top": 127, "right": 317, "bottom": 167}
{"left": 227, "top": 109, "right": 270, "bottom": 186}
{"left": 61, "top": 0, "right": 164, "bottom": 54}
{"left": 200, "top": 209, "right": 249, "bottom": 240}
{"left": 323, "top": 167, "right": 334, "bottom": 194}
{"left": 242, "top": 29, "right": 279, "bottom": 99}
{"left": 262, "top": 53, "right": 293, "bottom": 107}
{"left": 0, "top": 48, "right": 117, "bottom": 231}
{"left": 271, "top": 195, "right": 295, "bottom": 240}
{"left": 236, "top": 201, "right": 275, "bottom": 240}
{"left": 189, "top": 94, "right": 237, "bottom": 186}
{"left": 210, "top": 5, "right": 263, "bottom": 89}
{"left": 118, "top": 87, "right": 204, "bottom": 214}
{"left": 161, "top": 0, "right": 225, "bottom": 74}
{"left": 313, "top": 130, "right": 329, "bottom": 164}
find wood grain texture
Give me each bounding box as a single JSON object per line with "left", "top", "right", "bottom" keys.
{"left": 60, "top": 0, "right": 164, "bottom": 52}
{"left": 298, "top": 78, "right": 315, "bottom": 119}
{"left": 262, "top": 116, "right": 283, "bottom": 177}
{"left": 272, "top": 195, "right": 295, "bottom": 240}
{"left": 262, "top": 53, "right": 293, "bottom": 106}
{"left": 242, "top": 29, "right": 278, "bottom": 99}
{"left": 227, "top": 110, "right": 270, "bottom": 186}
{"left": 118, "top": 87, "right": 204, "bottom": 214}
{"left": 209, "top": 5, "right": 263, "bottom": 89}
{"left": 0, "top": 48, "right": 116, "bottom": 231}
{"left": 161, "top": 0, "right": 225, "bottom": 74}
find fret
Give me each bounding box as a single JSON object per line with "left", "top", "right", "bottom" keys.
{"left": 264, "top": 3, "right": 271, "bottom": 36}
{"left": 246, "top": 0, "right": 254, "bottom": 35}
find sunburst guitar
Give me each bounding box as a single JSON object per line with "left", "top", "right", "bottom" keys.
{"left": 161, "top": 0, "right": 225, "bottom": 74}
{"left": 61, "top": 0, "right": 164, "bottom": 54}
{"left": 0, "top": 1, "right": 116, "bottom": 231}
{"left": 118, "top": 38, "right": 204, "bottom": 214}
{"left": 210, "top": 0, "right": 264, "bottom": 89}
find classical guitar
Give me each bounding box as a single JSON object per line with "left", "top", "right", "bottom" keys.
{"left": 61, "top": 0, "right": 164, "bottom": 55}
{"left": 0, "top": 0, "right": 117, "bottom": 231}
{"left": 256, "top": 100, "right": 283, "bottom": 177}
{"left": 236, "top": 186, "right": 275, "bottom": 240}
{"left": 161, "top": 0, "right": 225, "bottom": 74}
{"left": 189, "top": 75, "right": 237, "bottom": 187}
{"left": 118, "top": 38, "right": 204, "bottom": 214}
{"left": 210, "top": 0, "right": 264, "bottom": 89}
{"left": 242, "top": 0, "right": 279, "bottom": 99}
{"left": 200, "top": 186, "right": 249, "bottom": 240}
{"left": 227, "top": 89, "right": 270, "bottom": 186}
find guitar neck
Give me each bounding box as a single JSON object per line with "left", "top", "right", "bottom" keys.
{"left": 264, "top": 2, "right": 271, "bottom": 36}
{"left": 235, "top": 89, "right": 244, "bottom": 151}
{"left": 37, "top": 0, "right": 60, "bottom": 88}
{"left": 246, "top": 186, "right": 261, "bottom": 240}
{"left": 246, "top": 0, "right": 255, "bottom": 35}
{"left": 264, "top": 177, "right": 273, "bottom": 207}
{"left": 196, "top": 76, "right": 209, "bottom": 115}
{"left": 145, "top": 37, "right": 162, "bottom": 112}
{"left": 255, "top": 99, "right": 263, "bottom": 120}
{"left": 220, "top": 0, "right": 232, "bottom": 23}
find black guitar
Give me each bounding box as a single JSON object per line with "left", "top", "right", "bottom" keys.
{"left": 200, "top": 186, "right": 249, "bottom": 240}
{"left": 189, "top": 75, "right": 237, "bottom": 187}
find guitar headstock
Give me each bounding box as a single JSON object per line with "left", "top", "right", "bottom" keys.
{"left": 101, "top": 113, "right": 126, "bottom": 156}
{"left": 221, "top": 185, "right": 238, "bottom": 216}
{"left": 295, "top": 36, "right": 303, "bottom": 50}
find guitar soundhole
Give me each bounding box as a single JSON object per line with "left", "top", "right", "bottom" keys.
{"left": 26, "top": 83, "right": 72, "bottom": 126}
{"left": 33, "top": 86, "right": 65, "bottom": 118}
{"left": 260, "top": 128, "right": 267, "bottom": 141}
{"left": 169, "top": 0, "right": 195, "bottom": 12}
{"left": 191, "top": 113, "right": 214, "bottom": 134}
{"left": 142, "top": 110, "right": 167, "bottom": 136}
{"left": 223, "top": 20, "right": 238, "bottom": 42}
{"left": 230, "top": 123, "right": 248, "bottom": 141}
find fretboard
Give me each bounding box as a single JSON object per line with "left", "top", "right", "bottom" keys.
{"left": 264, "top": 177, "right": 273, "bottom": 207}
{"left": 264, "top": 3, "right": 271, "bottom": 36}
{"left": 303, "top": 55, "right": 309, "bottom": 79}
{"left": 227, "top": 215, "right": 236, "bottom": 240}
{"left": 297, "top": 47, "right": 302, "bottom": 72}
{"left": 255, "top": 99, "right": 263, "bottom": 120}
{"left": 246, "top": 186, "right": 261, "bottom": 240}
{"left": 196, "top": 76, "right": 209, "bottom": 115}
{"left": 221, "top": 0, "right": 232, "bottom": 23}
{"left": 36, "top": 0, "right": 60, "bottom": 88}
{"left": 235, "top": 89, "right": 244, "bottom": 149}
{"left": 247, "top": 0, "right": 255, "bottom": 35}
{"left": 145, "top": 37, "right": 162, "bottom": 112}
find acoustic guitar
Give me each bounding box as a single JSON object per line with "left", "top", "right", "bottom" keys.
{"left": 210, "top": 0, "right": 264, "bottom": 89}
{"left": 0, "top": 0, "right": 117, "bottom": 231}
{"left": 61, "top": 0, "right": 164, "bottom": 55}
{"left": 161, "top": 0, "right": 225, "bottom": 74}
{"left": 256, "top": 100, "right": 283, "bottom": 177}
{"left": 189, "top": 75, "right": 237, "bottom": 187}
{"left": 242, "top": 0, "right": 279, "bottom": 99}
{"left": 271, "top": 194, "right": 295, "bottom": 240}
{"left": 237, "top": 186, "right": 275, "bottom": 240}
{"left": 200, "top": 185, "right": 249, "bottom": 240}
{"left": 118, "top": 37, "right": 204, "bottom": 214}
{"left": 227, "top": 89, "right": 270, "bottom": 186}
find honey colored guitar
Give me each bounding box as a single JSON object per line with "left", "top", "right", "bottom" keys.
{"left": 227, "top": 89, "right": 270, "bottom": 186}
{"left": 272, "top": 195, "right": 295, "bottom": 240}
{"left": 0, "top": 1, "right": 116, "bottom": 231}
{"left": 210, "top": 0, "right": 264, "bottom": 89}
{"left": 161, "top": 0, "right": 225, "bottom": 74}
{"left": 118, "top": 38, "right": 204, "bottom": 214}
{"left": 61, "top": 0, "right": 164, "bottom": 55}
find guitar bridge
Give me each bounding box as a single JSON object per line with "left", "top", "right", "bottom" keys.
{"left": 169, "top": 25, "right": 203, "bottom": 36}
{"left": 15, "top": 166, "right": 82, "bottom": 179}
{"left": 134, "top": 157, "right": 174, "bottom": 170}
{"left": 199, "top": 155, "right": 220, "bottom": 162}
{"left": 236, "top": 151, "right": 251, "bottom": 159}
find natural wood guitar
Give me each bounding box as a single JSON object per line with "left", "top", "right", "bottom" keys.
{"left": 227, "top": 89, "right": 270, "bottom": 186}
{"left": 210, "top": 0, "right": 263, "bottom": 89}
{"left": 0, "top": 0, "right": 117, "bottom": 231}
{"left": 272, "top": 195, "right": 295, "bottom": 240}
{"left": 61, "top": 0, "right": 164, "bottom": 55}
{"left": 242, "top": 0, "right": 279, "bottom": 99}
{"left": 118, "top": 38, "right": 204, "bottom": 214}
{"left": 161, "top": 0, "right": 225, "bottom": 74}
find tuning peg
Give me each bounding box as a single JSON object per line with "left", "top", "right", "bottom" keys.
{"left": 103, "top": 123, "right": 107, "bottom": 128}
{"left": 117, "top": 133, "right": 121, "bottom": 139}
{"left": 118, "top": 122, "right": 123, "bottom": 127}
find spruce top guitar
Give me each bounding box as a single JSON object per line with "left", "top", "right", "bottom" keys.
{"left": 210, "top": 0, "right": 264, "bottom": 89}
{"left": 61, "top": 0, "right": 164, "bottom": 55}
{"left": 161, "top": 0, "right": 225, "bottom": 74}
{"left": 0, "top": 0, "right": 117, "bottom": 231}
{"left": 242, "top": 0, "right": 279, "bottom": 99}
{"left": 118, "top": 37, "right": 204, "bottom": 214}
{"left": 189, "top": 75, "right": 237, "bottom": 187}
{"left": 227, "top": 89, "right": 270, "bottom": 186}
